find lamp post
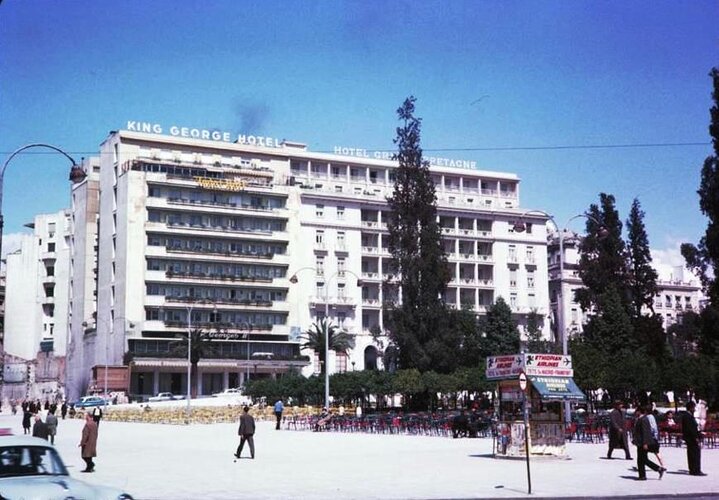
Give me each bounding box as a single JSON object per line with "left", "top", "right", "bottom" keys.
{"left": 186, "top": 304, "right": 193, "bottom": 422}
{"left": 514, "top": 210, "right": 606, "bottom": 424}
{"left": 289, "top": 267, "right": 362, "bottom": 410}
{"left": 243, "top": 324, "right": 253, "bottom": 387}
{"left": 0, "top": 144, "right": 86, "bottom": 265}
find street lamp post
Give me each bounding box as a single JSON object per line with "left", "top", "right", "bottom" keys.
{"left": 0, "top": 143, "right": 86, "bottom": 265}
{"left": 186, "top": 305, "right": 193, "bottom": 422}
{"left": 243, "top": 324, "right": 253, "bottom": 387}
{"left": 289, "top": 267, "right": 362, "bottom": 410}
{"left": 514, "top": 210, "right": 606, "bottom": 424}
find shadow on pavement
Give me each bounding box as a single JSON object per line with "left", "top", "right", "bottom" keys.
{"left": 468, "top": 453, "right": 496, "bottom": 459}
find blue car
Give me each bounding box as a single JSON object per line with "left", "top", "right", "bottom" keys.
{"left": 73, "top": 396, "right": 106, "bottom": 408}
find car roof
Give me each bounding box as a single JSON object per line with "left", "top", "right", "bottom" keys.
{"left": 0, "top": 435, "right": 56, "bottom": 448}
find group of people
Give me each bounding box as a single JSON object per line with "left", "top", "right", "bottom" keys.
{"left": 606, "top": 400, "right": 706, "bottom": 480}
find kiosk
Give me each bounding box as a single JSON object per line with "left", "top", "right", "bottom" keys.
{"left": 487, "top": 353, "right": 585, "bottom": 457}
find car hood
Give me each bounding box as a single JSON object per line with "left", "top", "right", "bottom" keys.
{"left": 0, "top": 475, "right": 129, "bottom": 500}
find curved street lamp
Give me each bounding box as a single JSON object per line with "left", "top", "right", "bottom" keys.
{"left": 290, "top": 267, "right": 362, "bottom": 409}
{"left": 0, "top": 143, "right": 86, "bottom": 266}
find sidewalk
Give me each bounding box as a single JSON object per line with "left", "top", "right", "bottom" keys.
{"left": 1, "top": 413, "right": 716, "bottom": 499}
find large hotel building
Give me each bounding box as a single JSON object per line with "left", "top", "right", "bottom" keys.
{"left": 11, "top": 126, "right": 554, "bottom": 401}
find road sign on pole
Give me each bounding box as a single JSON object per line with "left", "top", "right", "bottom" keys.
{"left": 519, "top": 371, "right": 527, "bottom": 392}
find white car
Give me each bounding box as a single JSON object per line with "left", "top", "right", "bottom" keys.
{"left": 212, "top": 388, "right": 252, "bottom": 405}
{"left": 0, "top": 434, "right": 133, "bottom": 500}
{"left": 148, "top": 392, "right": 181, "bottom": 402}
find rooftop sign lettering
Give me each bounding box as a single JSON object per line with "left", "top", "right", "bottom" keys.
{"left": 333, "top": 146, "right": 478, "bottom": 170}
{"left": 124, "top": 121, "right": 283, "bottom": 148}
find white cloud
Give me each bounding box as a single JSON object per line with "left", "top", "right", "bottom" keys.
{"left": 651, "top": 235, "right": 697, "bottom": 283}
{"left": 1, "top": 232, "right": 25, "bottom": 261}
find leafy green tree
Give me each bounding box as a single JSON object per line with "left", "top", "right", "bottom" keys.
{"left": 682, "top": 68, "right": 719, "bottom": 306}
{"left": 626, "top": 198, "right": 659, "bottom": 318}
{"left": 575, "top": 193, "right": 630, "bottom": 314}
{"left": 667, "top": 311, "right": 701, "bottom": 358}
{"left": 299, "top": 319, "right": 355, "bottom": 376}
{"left": 171, "top": 328, "right": 216, "bottom": 398}
{"left": 480, "top": 297, "right": 520, "bottom": 357}
{"left": 385, "top": 96, "right": 451, "bottom": 372}
{"left": 582, "top": 284, "right": 635, "bottom": 353}
{"left": 525, "top": 309, "right": 554, "bottom": 353}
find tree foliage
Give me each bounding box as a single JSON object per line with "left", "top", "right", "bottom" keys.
{"left": 171, "top": 328, "right": 216, "bottom": 398}
{"left": 385, "top": 96, "right": 451, "bottom": 372}
{"left": 480, "top": 297, "right": 520, "bottom": 357}
{"left": 682, "top": 68, "right": 719, "bottom": 306}
{"left": 626, "top": 198, "right": 659, "bottom": 318}
{"left": 300, "top": 318, "right": 356, "bottom": 376}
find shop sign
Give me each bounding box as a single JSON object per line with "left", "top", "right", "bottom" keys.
{"left": 2, "top": 364, "right": 27, "bottom": 383}
{"left": 486, "top": 355, "right": 524, "bottom": 380}
{"left": 524, "top": 354, "right": 573, "bottom": 377}
{"left": 194, "top": 176, "right": 246, "bottom": 192}
{"left": 207, "top": 331, "right": 246, "bottom": 340}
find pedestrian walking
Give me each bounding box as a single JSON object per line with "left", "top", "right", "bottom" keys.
{"left": 607, "top": 401, "right": 632, "bottom": 460}
{"left": 647, "top": 408, "right": 665, "bottom": 469}
{"left": 78, "top": 413, "right": 98, "bottom": 472}
{"left": 91, "top": 405, "right": 103, "bottom": 427}
{"left": 46, "top": 407, "right": 59, "bottom": 445}
{"left": 235, "top": 406, "right": 255, "bottom": 459}
{"left": 273, "top": 399, "right": 284, "bottom": 430}
{"left": 679, "top": 401, "right": 705, "bottom": 476}
{"left": 61, "top": 401, "right": 68, "bottom": 420}
{"left": 32, "top": 414, "right": 49, "bottom": 440}
{"left": 632, "top": 406, "right": 664, "bottom": 480}
{"left": 22, "top": 408, "right": 32, "bottom": 435}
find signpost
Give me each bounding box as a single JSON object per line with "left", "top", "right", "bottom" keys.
{"left": 519, "top": 371, "right": 532, "bottom": 494}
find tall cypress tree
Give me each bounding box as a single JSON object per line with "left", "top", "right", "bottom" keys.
{"left": 575, "top": 193, "right": 630, "bottom": 314}
{"left": 385, "top": 96, "right": 451, "bottom": 372}
{"left": 682, "top": 68, "right": 719, "bottom": 306}
{"left": 626, "top": 198, "right": 659, "bottom": 318}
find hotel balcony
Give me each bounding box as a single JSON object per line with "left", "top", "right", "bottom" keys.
{"left": 361, "top": 271, "right": 381, "bottom": 282}
{"left": 146, "top": 196, "right": 288, "bottom": 219}
{"left": 146, "top": 245, "right": 290, "bottom": 265}
{"left": 308, "top": 296, "right": 357, "bottom": 308}
{"left": 145, "top": 221, "right": 288, "bottom": 242}
{"left": 159, "top": 270, "right": 286, "bottom": 286}
{"left": 362, "top": 298, "right": 382, "bottom": 308}
{"left": 158, "top": 295, "right": 290, "bottom": 312}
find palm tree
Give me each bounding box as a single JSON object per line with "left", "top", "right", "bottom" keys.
{"left": 171, "top": 328, "right": 217, "bottom": 398}
{"left": 300, "top": 318, "right": 355, "bottom": 376}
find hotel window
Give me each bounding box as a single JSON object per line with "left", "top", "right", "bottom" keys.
{"left": 316, "top": 230, "right": 324, "bottom": 245}
{"left": 528, "top": 293, "right": 536, "bottom": 308}
{"left": 337, "top": 283, "right": 346, "bottom": 298}
{"left": 337, "top": 231, "right": 346, "bottom": 249}
{"left": 316, "top": 257, "right": 325, "bottom": 276}
{"left": 316, "top": 282, "right": 325, "bottom": 298}
{"left": 509, "top": 270, "right": 517, "bottom": 288}
{"left": 334, "top": 185, "right": 344, "bottom": 193}
{"left": 337, "top": 312, "right": 346, "bottom": 327}
{"left": 510, "top": 293, "right": 518, "bottom": 308}
{"left": 337, "top": 206, "right": 345, "bottom": 219}
{"left": 527, "top": 271, "right": 535, "bottom": 289}
{"left": 314, "top": 352, "right": 321, "bottom": 374}
{"left": 508, "top": 245, "right": 517, "bottom": 262}
{"left": 571, "top": 308, "right": 578, "bottom": 324}
{"left": 525, "top": 223, "right": 533, "bottom": 234}
{"left": 316, "top": 204, "right": 324, "bottom": 218}
{"left": 526, "top": 246, "right": 535, "bottom": 263}
{"left": 337, "top": 257, "right": 346, "bottom": 276}
{"left": 336, "top": 352, "right": 348, "bottom": 373}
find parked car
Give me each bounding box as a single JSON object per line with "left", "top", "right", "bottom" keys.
{"left": 73, "top": 396, "right": 106, "bottom": 408}
{"left": 212, "top": 388, "right": 252, "bottom": 405}
{"left": 0, "top": 434, "right": 133, "bottom": 499}
{"left": 148, "top": 392, "right": 181, "bottom": 402}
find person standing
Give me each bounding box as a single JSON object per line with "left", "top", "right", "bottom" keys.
{"left": 22, "top": 407, "right": 32, "bottom": 435}
{"left": 680, "top": 401, "right": 705, "bottom": 476}
{"left": 273, "top": 399, "right": 284, "bottom": 430}
{"left": 46, "top": 408, "right": 59, "bottom": 445}
{"left": 607, "top": 401, "right": 632, "bottom": 460}
{"left": 633, "top": 407, "right": 664, "bottom": 480}
{"left": 61, "top": 401, "right": 68, "bottom": 420}
{"left": 32, "top": 414, "right": 49, "bottom": 440}
{"left": 91, "top": 405, "right": 103, "bottom": 427}
{"left": 235, "top": 406, "right": 255, "bottom": 459}
{"left": 78, "top": 413, "right": 98, "bottom": 472}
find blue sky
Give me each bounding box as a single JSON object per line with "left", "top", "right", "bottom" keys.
{"left": 2, "top": 1, "right": 718, "bottom": 266}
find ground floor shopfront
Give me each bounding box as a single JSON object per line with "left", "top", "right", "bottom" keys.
{"left": 129, "top": 357, "right": 308, "bottom": 398}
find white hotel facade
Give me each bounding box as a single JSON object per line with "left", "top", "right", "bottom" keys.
{"left": 57, "top": 126, "right": 551, "bottom": 400}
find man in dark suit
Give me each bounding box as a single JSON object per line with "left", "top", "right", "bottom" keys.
{"left": 607, "top": 401, "right": 631, "bottom": 460}
{"left": 680, "top": 401, "right": 705, "bottom": 476}
{"left": 235, "top": 406, "right": 256, "bottom": 459}
{"left": 633, "top": 406, "right": 663, "bottom": 480}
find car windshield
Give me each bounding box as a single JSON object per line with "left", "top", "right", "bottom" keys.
{"left": 0, "top": 446, "right": 68, "bottom": 478}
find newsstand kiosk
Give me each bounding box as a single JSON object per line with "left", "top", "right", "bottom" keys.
{"left": 487, "top": 353, "right": 585, "bottom": 458}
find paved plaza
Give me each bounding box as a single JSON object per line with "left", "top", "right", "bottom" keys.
{"left": 1, "top": 412, "right": 717, "bottom": 499}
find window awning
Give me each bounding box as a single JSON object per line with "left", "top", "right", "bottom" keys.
{"left": 529, "top": 376, "right": 585, "bottom": 401}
